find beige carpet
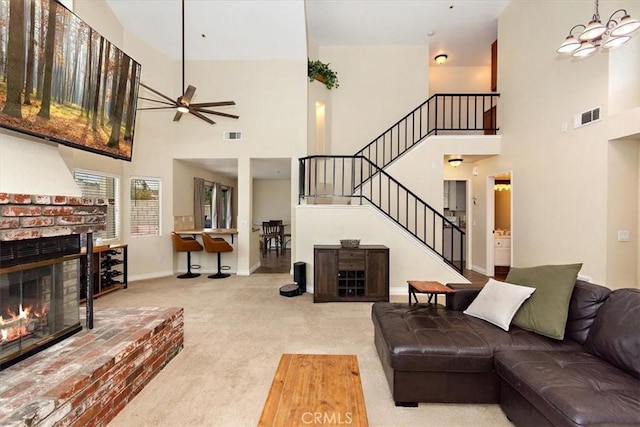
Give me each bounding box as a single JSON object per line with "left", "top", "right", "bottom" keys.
{"left": 95, "top": 274, "right": 513, "bottom": 427}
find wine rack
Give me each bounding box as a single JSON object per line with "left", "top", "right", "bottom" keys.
{"left": 80, "top": 244, "right": 128, "bottom": 302}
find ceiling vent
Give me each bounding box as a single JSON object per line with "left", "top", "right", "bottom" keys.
{"left": 224, "top": 131, "right": 243, "bottom": 140}
{"left": 573, "top": 106, "right": 601, "bottom": 129}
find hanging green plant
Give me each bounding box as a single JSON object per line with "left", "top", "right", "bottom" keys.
{"left": 308, "top": 59, "right": 339, "bottom": 89}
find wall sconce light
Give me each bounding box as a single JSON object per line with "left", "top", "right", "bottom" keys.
{"left": 448, "top": 155, "right": 463, "bottom": 167}
{"left": 434, "top": 54, "right": 448, "bottom": 64}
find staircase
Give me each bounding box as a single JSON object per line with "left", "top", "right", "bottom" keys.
{"left": 299, "top": 93, "right": 500, "bottom": 274}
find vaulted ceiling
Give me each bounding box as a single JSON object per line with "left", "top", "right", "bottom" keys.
{"left": 104, "top": 0, "right": 509, "bottom": 179}
{"left": 106, "top": 0, "right": 509, "bottom": 66}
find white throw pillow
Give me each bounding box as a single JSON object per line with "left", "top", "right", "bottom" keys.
{"left": 463, "top": 279, "right": 536, "bottom": 331}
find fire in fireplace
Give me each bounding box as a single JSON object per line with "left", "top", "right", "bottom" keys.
{"left": 0, "top": 235, "right": 82, "bottom": 370}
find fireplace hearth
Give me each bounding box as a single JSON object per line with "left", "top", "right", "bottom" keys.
{"left": 0, "top": 235, "right": 82, "bottom": 370}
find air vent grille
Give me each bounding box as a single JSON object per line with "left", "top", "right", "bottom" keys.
{"left": 224, "top": 131, "right": 242, "bottom": 140}
{"left": 574, "top": 106, "right": 601, "bottom": 129}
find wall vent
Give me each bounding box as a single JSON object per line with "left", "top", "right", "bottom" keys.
{"left": 573, "top": 106, "right": 601, "bottom": 129}
{"left": 224, "top": 131, "right": 243, "bottom": 140}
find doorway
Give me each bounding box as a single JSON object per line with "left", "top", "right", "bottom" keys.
{"left": 444, "top": 179, "right": 470, "bottom": 270}
{"left": 486, "top": 173, "right": 512, "bottom": 278}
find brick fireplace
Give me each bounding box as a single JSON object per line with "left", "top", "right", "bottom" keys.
{"left": 0, "top": 191, "right": 185, "bottom": 425}
{"left": 0, "top": 192, "right": 108, "bottom": 241}
{"left": 0, "top": 192, "right": 107, "bottom": 369}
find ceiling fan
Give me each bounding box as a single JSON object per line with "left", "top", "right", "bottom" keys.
{"left": 137, "top": 0, "right": 238, "bottom": 125}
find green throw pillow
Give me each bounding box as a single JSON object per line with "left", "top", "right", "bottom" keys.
{"left": 507, "top": 263, "right": 582, "bottom": 340}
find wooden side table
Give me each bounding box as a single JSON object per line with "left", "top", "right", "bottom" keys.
{"left": 407, "top": 280, "right": 456, "bottom": 306}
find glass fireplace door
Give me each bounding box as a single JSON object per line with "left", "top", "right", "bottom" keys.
{"left": 0, "top": 256, "right": 82, "bottom": 370}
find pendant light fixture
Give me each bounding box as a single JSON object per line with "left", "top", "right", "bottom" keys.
{"left": 556, "top": 0, "right": 640, "bottom": 58}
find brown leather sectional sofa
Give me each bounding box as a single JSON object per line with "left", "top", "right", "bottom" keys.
{"left": 371, "top": 280, "right": 640, "bottom": 426}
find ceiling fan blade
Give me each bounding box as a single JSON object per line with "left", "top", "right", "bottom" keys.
{"left": 138, "top": 106, "right": 179, "bottom": 111}
{"left": 140, "top": 82, "right": 178, "bottom": 105}
{"left": 173, "top": 111, "right": 184, "bottom": 122}
{"left": 194, "top": 107, "right": 240, "bottom": 120}
{"left": 138, "top": 96, "right": 177, "bottom": 107}
{"left": 190, "top": 110, "right": 216, "bottom": 125}
{"left": 182, "top": 85, "right": 197, "bottom": 104}
{"left": 190, "top": 101, "right": 236, "bottom": 108}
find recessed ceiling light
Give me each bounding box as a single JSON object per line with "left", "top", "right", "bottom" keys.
{"left": 427, "top": 30, "right": 436, "bottom": 37}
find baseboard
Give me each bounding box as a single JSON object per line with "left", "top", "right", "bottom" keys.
{"left": 390, "top": 286, "right": 409, "bottom": 296}
{"left": 472, "top": 264, "right": 487, "bottom": 275}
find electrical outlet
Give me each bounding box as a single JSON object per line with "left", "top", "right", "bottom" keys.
{"left": 618, "top": 230, "right": 630, "bottom": 242}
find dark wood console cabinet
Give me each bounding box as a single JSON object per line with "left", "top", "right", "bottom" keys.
{"left": 313, "top": 245, "right": 389, "bottom": 302}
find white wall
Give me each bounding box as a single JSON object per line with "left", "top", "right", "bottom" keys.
{"left": 253, "top": 180, "right": 291, "bottom": 224}
{"left": 429, "top": 66, "right": 491, "bottom": 94}
{"left": 318, "top": 45, "right": 430, "bottom": 154}
{"left": 0, "top": 135, "right": 81, "bottom": 196}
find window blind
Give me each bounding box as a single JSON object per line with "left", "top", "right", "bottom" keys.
{"left": 73, "top": 170, "right": 119, "bottom": 239}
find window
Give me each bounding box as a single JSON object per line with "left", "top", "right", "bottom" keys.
{"left": 74, "top": 170, "right": 120, "bottom": 240}
{"left": 130, "top": 177, "right": 161, "bottom": 237}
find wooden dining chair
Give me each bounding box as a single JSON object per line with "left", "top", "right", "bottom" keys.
{"left": 262, "top": 221, "right": 281, "bottom": 257}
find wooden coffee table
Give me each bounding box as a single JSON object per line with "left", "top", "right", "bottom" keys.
{"left": 407, "top": 280, "right": 456, "bottom": 306}
{"left": 258, "top": 354, "right": 368, "bottom": 427}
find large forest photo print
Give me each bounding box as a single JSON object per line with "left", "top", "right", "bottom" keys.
{"left": 0, "top": 0, "right": 141, "bottom": 161}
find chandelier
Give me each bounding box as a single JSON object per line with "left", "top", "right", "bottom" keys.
{"left": 556, "top": 0, "right": 640, "bottom": 58}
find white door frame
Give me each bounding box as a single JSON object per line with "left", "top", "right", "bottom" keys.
{"left": 486, "top": 171, "right": 513, "bottom": 277}
{"left": 485, "top": 176, "right": 496, "bottom": 277}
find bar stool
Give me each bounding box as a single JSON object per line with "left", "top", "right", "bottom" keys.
{"left": 171, "top": 232, "right": 203, "bottom": 279}
{"left": 202, "top": 233, "right": 233, "bottom": 279}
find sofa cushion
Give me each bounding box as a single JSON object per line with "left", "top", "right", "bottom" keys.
{"left": 463, "top": 279, "right": 535, "bottom": 331}
{"left": 495, "top": 350, "right": 640, "bottom": 426}
{"left": 564, "top": 280, "right": 611, "bottom": 344}
{"left": 584, "top": 288, "right": 640, "bottom": 379}
{"left": 507, "top": 263, "right": 582, "bottom": 340}
{"left": 371, "top": 303, "right": 581, "bottom": 373}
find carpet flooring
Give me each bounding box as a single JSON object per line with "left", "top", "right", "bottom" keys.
{"left": 95, "top": 274, "right": 513, "bottom": 427}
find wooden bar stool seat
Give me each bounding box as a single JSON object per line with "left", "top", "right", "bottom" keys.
{"left": 171, "top": 232, "right": 203, "bottom": 279}
{"left": 202, "top": 233, "right": 233, "bottom": 279}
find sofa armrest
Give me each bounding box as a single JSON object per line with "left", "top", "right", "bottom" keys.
{"left": 445, "top": 283, "right": 483, "bottom": 311}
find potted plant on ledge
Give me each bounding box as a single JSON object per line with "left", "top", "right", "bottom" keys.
{"left": 308, "top": 59, "right": 339, "bottom": 89}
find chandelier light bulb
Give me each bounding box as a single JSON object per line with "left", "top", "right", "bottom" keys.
{"left": 572, "top": 41, "right": 597, "bottom": 57}
{"left": 580, "top": 19, "right": 607, "bottom": 40}
{"left": 603, "top": 35, "right": 631, "bottom": 49}
{"left": 556, "top": 35, "right": 581, "bottom": 53}
{"left": 177, "top": 105, "right": 189, "bottom": 113}
{"left": 610, "top": 15, "right": 640, "bottom": 37}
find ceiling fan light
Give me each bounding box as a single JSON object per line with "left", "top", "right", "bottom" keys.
{"left": 603, "top": 35, "right": 631, "bottom": 49}
{"left": 557, "top": 35, "right": 581, "bottom": 53}
{"left": 579, "top": 19, "right": 607, "bottom": 40}
{"left": 572, "top": 41, "right": 597, "bottom": 57}
{"left": 177, "top": 105, "right": 189, "bottom": 113}
{"left": 610, "top": 15, "right": 640, "bottom": 37}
